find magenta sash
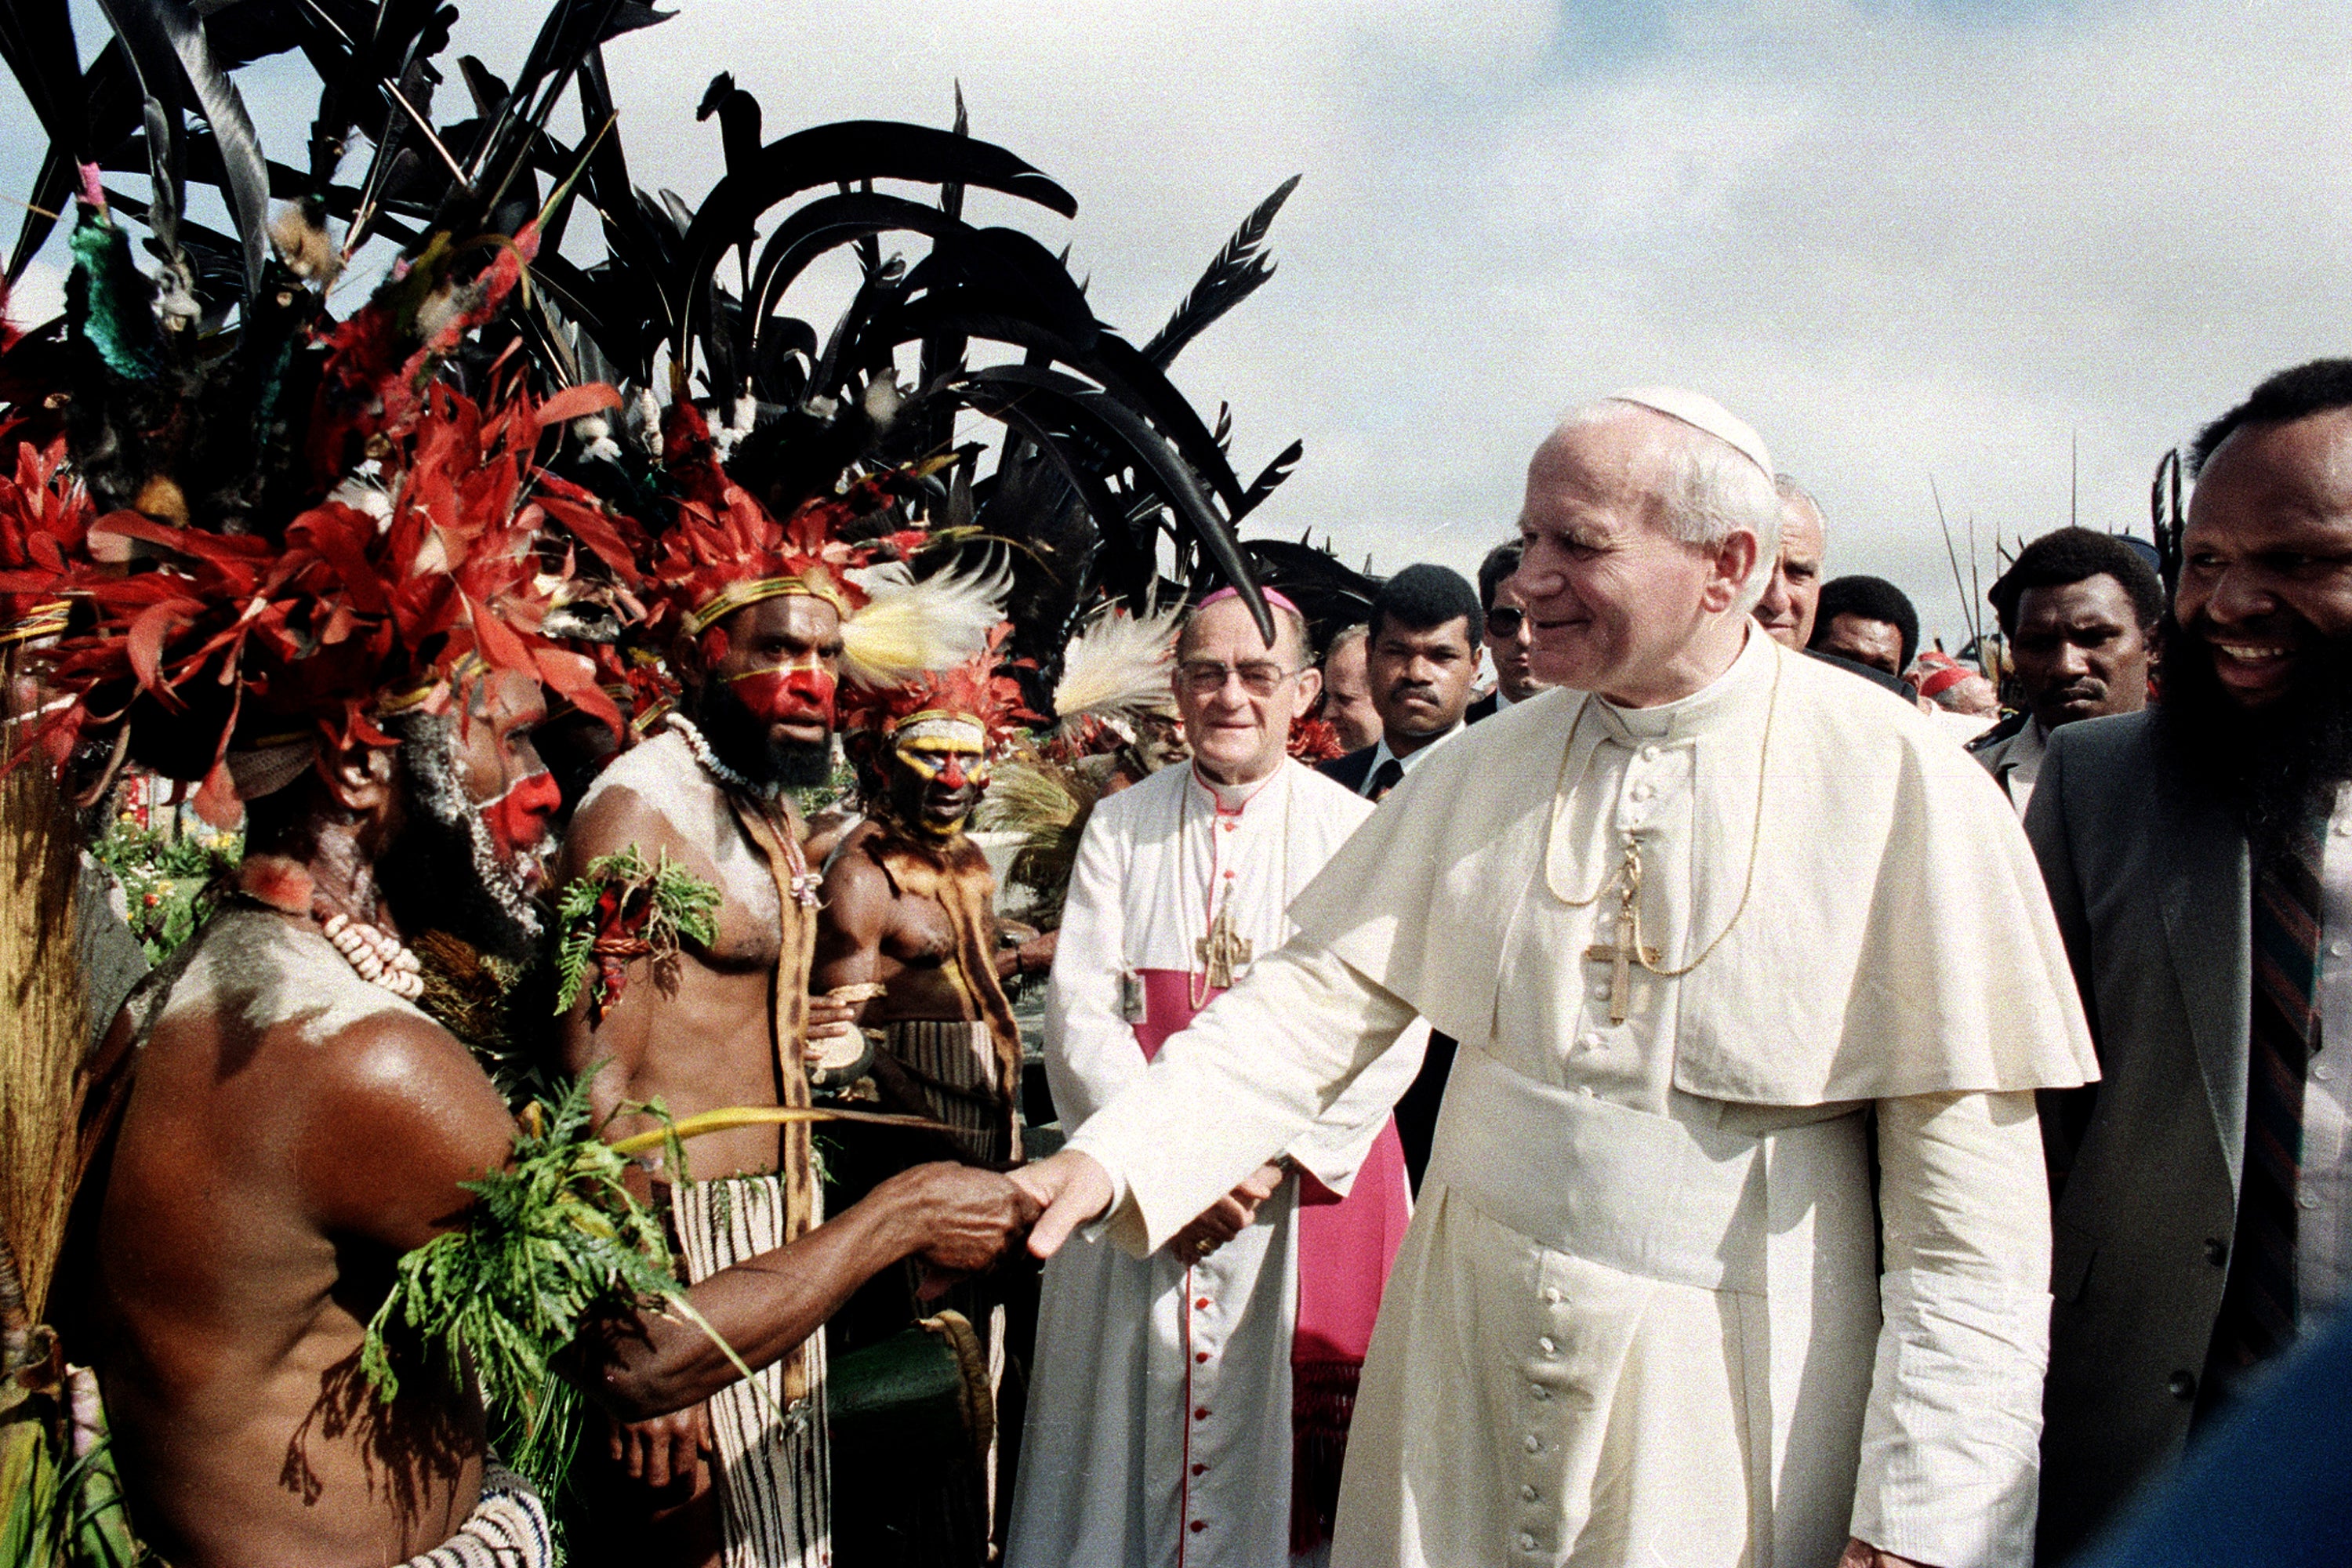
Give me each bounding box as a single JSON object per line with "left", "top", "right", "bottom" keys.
{"left": 1134, "top": 967, "right": 1411, "bottom": 1549}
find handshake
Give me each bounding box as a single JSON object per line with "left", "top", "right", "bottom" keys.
{"left": 875, "top": 1149, "right": 1284, "bottom": 1277}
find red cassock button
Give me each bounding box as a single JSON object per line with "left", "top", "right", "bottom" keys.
{"left": 1190, "top": 1520, "right": 1208, "bottom": 1533}
{"left": 1195, "top": 1350, "right": 1210, "bottom": 1363}
{"left": 1192, "top": 1463, "right": 1209, "bottom": 1476}
{"left": 1194, "top": 1406, "right": 1210, "bottom": 1421}
{"left": 1195, "top": 1297, "right": 1211, "bottom": 1309}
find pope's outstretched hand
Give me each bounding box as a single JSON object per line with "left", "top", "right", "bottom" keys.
{"left": 1010, "top": 1149, "right": 1116, "bottom": 1258}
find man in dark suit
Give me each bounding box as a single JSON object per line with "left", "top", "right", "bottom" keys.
{"left": 1319, "top": 565, "right": 1483, "bottom": 1192}
{"left": 1317, "top": 564, "right": 1480, "bottom": 800}
{"left": 2029, "top": 359, "right": 2352, "bottom": 1561}
{"left": 1464, "top": 540, "right": 1550, "bottom": 724}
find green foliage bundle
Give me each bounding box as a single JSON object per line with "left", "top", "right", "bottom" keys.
{"left": 88, "top": 815, "right": 242, "bottom": 964}
{"left": 550, "top": 846, "right": 721, "bottom": 1021}
{"left": 358, "top": 1077, "right": 686, "bottom": 1501}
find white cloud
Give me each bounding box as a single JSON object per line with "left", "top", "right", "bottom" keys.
{"left": 7, "top": 0, "right": 2349, "bottom": 646}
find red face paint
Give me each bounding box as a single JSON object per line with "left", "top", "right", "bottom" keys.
{"left": 480, "top": 768, "right": 561, "bottom": 860}
{"left": 935, "top": 752, "right": 970, "bottom": 789}
{"left": 729, "top": 659, "right": 836, "bottom": 728}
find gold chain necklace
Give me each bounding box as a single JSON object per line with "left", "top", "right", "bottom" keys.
{"left": 1180, "top": 766, "right": 1291, "bottom": 1008}
{"left": 1559, "top": 651, "right": 1782, "bottom": 1022}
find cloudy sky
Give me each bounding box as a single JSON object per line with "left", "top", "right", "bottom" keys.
{"left": 9, "top": 0, "right": 2349, "bottom": 647}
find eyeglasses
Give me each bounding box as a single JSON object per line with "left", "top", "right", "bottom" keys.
{"left": 1175, "top": 659, "right": 1304, "bottom": 698}
{"left": 1486, "top": 607, "right": 1526, "bottom": 637}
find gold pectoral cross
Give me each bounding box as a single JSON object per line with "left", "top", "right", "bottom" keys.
{"left": 1582, "top": 850, "right": 1657, "bottom": 1025}
{"left": 1584, "top": 927, "right": 1661, "bottom": 1025}
{"left": 1197, "top": 906, "right": 1253, "bottom": 990}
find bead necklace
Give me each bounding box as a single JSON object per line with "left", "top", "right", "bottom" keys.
{"left": 234, "top": 858, "right": 425, "bottom": 1000}
{"left": 668, "top": 714, "right": 822, "bottom": 907}
{"left": 668, "top": 712, "right": 762, "bottom": 795}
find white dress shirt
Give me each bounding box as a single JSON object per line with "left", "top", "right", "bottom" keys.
{"left": 1358, "top": 720, "right": 1465, "bottom": 797}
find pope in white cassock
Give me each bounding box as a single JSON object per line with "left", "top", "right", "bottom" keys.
{"left": 1008, "top": 587, "right": 1425, "bottom": 1568}
{"left": 1014, "top": 390, "right": 2100, "bottom": 1568}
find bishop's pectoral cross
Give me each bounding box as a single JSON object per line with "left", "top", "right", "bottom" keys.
{"left": 1583, "top": 855, "right": 1658, "bottom": 1025}
{"left": 1197, "top": 906, "right": 1254, "bottom": 990}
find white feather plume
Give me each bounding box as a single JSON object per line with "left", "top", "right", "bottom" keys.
{"left": 839, "top": 553, "right": 1013, "bottom": 688}
{"left": 1051, "top": 598, "right": 1185, "bottom": 734}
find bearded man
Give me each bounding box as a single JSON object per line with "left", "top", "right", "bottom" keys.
{"left": 1008, "top": 586, "right": 1421, "bottom": 1568}
{"left": 1016, "top": 389, "right": 2098, "bottom": 1568}
{"left": 559, "top": 488, "right": 1012, "bottom": 1568}
{"left": 2029, "top": 361, "right": 2352, "bottom": 1559}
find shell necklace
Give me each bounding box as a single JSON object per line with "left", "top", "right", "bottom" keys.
{"left": 669, "top": 713, "right": 822, "bottom": 907}
{"left": 235, "top": 857, "right": 425, "bottom": 1000}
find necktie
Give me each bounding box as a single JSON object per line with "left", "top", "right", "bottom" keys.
{"left": 1367, "top": 757, "right": 1403, "bottom": 800}
{"left": 2211, "top": 815, "right": 2324, "bottom": 1378}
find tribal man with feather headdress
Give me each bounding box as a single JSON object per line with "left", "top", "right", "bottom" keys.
{"left": 808, "top": 629, "right": 1051, "bottom": 1563}
{"left": 10, "top": 180, "right": 1038, "bottom": 1568}
{"left": 554, "top": 399, "right": 1014, "bottom": 1568}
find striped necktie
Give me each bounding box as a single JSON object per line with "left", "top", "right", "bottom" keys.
{"left": 2211, "top": 814, "right": 2325, "bottom": 1374}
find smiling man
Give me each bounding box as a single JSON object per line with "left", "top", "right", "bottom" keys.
{"left": 1010, "top": 586, "right": 1421, "bottom": 1568}
{"left": 2029, "top": 360, "right": 2352, "bottom": 1560}
{"left": 1011, "top": 389, "right": 2098, "bottom": 1568}
{"left": 1970, "top": 527, "right": 2163, "bottom": 815}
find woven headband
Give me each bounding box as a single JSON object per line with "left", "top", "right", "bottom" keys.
{"left": 685, "top": 575, "right": 853, "bottom": 636}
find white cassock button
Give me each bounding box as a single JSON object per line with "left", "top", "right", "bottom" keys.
{"left": 2318, "top": 1063, "right": 2337, "bottom": 1083}
{"left": 1577, "top": 1033, "right": 1602, "bottom": 1049}
{"left": 2337, "top": 820, "right": 2352, "bottom": 837}
{"left": 1640, "top": 745, "right": 1660, "bottom": 761}
{"left": 2299, "top": 1194, "right": 2320, "bottom": 1210}
{"left": 1521, "top": 1485, "right": 1540, "bottom": 1501}
{"left": 1631, "top": 782, "right": 1654, "bottom": 801}
{"left": 1538, "top": 1337, "right": 1557, "bottom": 1355}
{"left": 2333, "top": 940, "right": 2349, "bottom": 958}
{"left": 1522, "top": 1435, "right": 1541, "bottom": 1454}
{"left": 1519, "top": 1532, "right": 1539, "bottom": 1550}
{"left": 1530, "top": 1385, "right": 1550, "bottom": 1400}
{"left": 1576, "top": 1084, "right": 1595, "bottom": 1098}
{"left": 1543, "top": 1287, "right": 1563, "bottom": 1304}
{"left": 1591, "top": 984, "right": 1610, "bottom": 1000}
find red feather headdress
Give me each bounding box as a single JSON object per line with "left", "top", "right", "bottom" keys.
{"left": 2, "top": 213, "right": 631, "bottom": 822}
{"left": 840, "top": 624, "right": 1036, "bottom": 754}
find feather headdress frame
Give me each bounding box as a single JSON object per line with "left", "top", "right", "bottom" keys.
{"left": 1047, "top": 596, "right": 1185, "bottom": 745}
{"left": 5, "top": 203, "right": 632, "bottom": 822}
{"left": 840, "top": 623, "right": 1035, "bottom": 756}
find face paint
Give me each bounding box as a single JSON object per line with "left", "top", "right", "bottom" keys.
{"left": 479, "top": 768, "right": 561, "bottom": 863}
{"left": 892, "top": 739, "right": 989, "bottom": 789}
{"left": 729, "top": 655, "right": 837, "bottom": 727}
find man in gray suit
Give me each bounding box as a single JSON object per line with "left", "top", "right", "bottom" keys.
{"left": 2030, "top": 359, "right": 2352, "bottom": 1560}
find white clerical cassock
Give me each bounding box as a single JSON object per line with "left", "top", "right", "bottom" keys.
{"left": 1064, "top": 630, "right": 2100, "bottom": 1568}
{"left": 1008, "top": 759, "right": 1425, "bottom": 1568}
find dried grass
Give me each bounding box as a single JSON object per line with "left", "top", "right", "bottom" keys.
{"left": 0, "top": 644, "right": 91, "bottom": 1317}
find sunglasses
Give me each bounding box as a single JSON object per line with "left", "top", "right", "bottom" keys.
{"left": 1486, "top": 607, "right": 1526, "bottom": 637}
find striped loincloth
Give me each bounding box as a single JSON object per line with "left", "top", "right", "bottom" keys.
{"left": 672, "top": 1174, "right": 832, "bottom": 1568}
{"left": 399, "top": 1463, "right": 554, "bottom": 1568}
{"left": 882, "top": 1018, "right": 1011, "bottom": 1166}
